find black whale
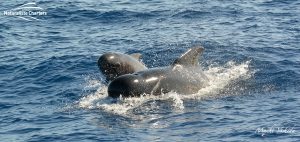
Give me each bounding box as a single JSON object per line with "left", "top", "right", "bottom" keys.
{"left": 106, "top": 47, "right": 208, "bottom": 98}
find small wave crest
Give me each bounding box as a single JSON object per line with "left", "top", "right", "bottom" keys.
{"left": 78, "top": 61, "right": 252, "bottom": 116}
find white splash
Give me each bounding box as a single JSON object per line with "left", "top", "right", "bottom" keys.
{"left": 78, "top": 61, "right": 252, "bottom": 116}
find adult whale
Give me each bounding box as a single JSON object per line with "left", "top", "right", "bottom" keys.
{"left": 98, "top": 52, "right": 147, "bottom": 82}
{"left": 108, "top": 46, "right": 208, "bottom": 98}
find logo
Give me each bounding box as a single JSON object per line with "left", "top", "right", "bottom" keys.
{"left": 255, "top": 124, "right": 297, "bottom": 136}
{"left": 2, "top": 2, "right": 47, "bottom": 21}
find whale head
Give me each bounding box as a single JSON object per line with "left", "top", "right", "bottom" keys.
{"left": 107, "top": 68, "right": 169, "bottom": 98}
{"left": 98, "top": 52, "right": 146, "bottom": 82}
{"left": 108, "top": 74, "right": 144, "bottom": 98}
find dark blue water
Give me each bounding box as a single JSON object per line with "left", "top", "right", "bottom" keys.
{"left": 1, "top": 0, "right": 300, "bottom": 141}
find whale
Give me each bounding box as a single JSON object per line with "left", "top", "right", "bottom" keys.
{"left": 98, "top": 52, "right": 147, "bottom": 82}
{"left": 107, "top": 46, "right": 208, "bottom": 98}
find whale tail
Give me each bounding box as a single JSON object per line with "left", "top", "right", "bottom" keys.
{"left": 172, "top": 46, "right": 204, "bottom": 67}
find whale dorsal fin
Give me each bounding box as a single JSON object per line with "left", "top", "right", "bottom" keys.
{"left": 130, "top": 53, "right": 142, "bottom": 60}
{"left": 172, "top": 46, "right": 204, "bottom": 66}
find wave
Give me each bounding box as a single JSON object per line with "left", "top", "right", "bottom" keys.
{"left": 172, "top": 10, "right": 211, "bottom": 18}
{"left": 46, "top": 8, "right": 158, "bottom": 23}
{"left": 259, "top": 0, "right": 299, "bottom": 6}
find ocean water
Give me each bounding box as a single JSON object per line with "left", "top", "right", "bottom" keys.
{"left": 0, "top": 0, "right": 300, "bottom": 141}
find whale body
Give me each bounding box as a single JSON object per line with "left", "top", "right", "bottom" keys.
{"left": 107, "top": 46, "right": 208, "bottom": 98}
